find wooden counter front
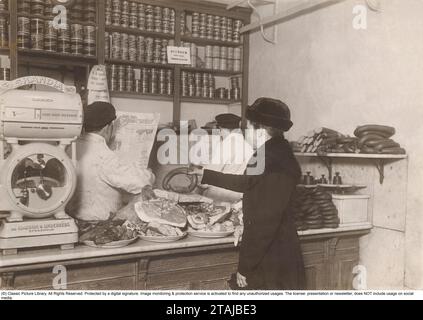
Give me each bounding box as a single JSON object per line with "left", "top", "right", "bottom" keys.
{"left": 0, "top": 224, "right": 372, "bottom": 290}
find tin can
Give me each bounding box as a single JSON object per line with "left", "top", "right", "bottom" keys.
{"left": 233, "top": 47, "right": 242, "bottom": 60}
{"left": 233, "top": 59, "right": 242, "bottom": 72}
{"left": 106, "top": 11, "right": 112, "bottom": 25}
{"left": 212, "top": 57, "right": 220, "bottom": 70}
{"left": 31, "top": 0, "right": 44, "bottom": 16}
{"left": 121, "top": 33, "right": 129, "bottom": 60}
{"left": 71, "top": 24, "right": 83, "bottom": 41}
{"left": 212, "top": 45, "right": 220, "bottom": 58}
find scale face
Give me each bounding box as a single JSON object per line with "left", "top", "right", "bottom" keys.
{"left": 10, "top": 153, "right": 71, "bottom": 215}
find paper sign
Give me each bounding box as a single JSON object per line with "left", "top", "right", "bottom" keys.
{"left": 88, "top": 65, "right": 108, "bottom": 91}
{"left": 167, "top": 46, "right": 191, "bottom": 65}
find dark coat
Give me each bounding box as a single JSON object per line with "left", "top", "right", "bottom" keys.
{"left": 202, "top": 136, "right": 306, "bottom": 290}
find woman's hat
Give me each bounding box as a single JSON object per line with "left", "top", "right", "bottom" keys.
{"left": 246, "top": 97, "right": 293, "bottom": 131}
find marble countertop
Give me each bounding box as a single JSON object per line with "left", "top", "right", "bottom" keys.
{"left": 0, "top": 223, "right": 372, "bottom": 269}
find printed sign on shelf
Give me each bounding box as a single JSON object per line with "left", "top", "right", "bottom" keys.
{"left": 167, "top": 46, "right": 191, "bottom": 65}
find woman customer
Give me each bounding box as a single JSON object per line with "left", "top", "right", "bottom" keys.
{"left": 191, "top": 97, "right": 306, "bottom": 290}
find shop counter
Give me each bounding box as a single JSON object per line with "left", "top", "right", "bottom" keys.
{"left": 0, "top": 224, "right": 372, "bottom": 290}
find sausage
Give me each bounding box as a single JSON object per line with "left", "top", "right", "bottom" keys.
{"left": 360, "top": 146, "right": 377, "bottom": 154}
{"left": 379, "top": 147, "right": 406, "bottom": 155}
{"left": 373, "top": 140, "right": 400, "bottom": 151}
{"left": 358, "top": 134, "right": 385, "bottom": 148}
{"left": 354, "top": 125, "right": 396, "bottom": 137}
{"left": 356, "top": 130, "right": 394, "bottom": 139}
{"left": 337, "top": 137, "right": 357, "bottom": 144}
{"left": 365, "top": 139, "right": 395, "bottom": 148}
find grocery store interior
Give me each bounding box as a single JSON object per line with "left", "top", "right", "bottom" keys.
{"left": 0, "top": 0, "right": 422, "bottom": 291}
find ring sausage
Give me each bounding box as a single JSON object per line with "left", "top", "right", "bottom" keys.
{"left": 379, "top": 147, "right": 406, "bottom": 155}
{"left": 358, "top": 134, "right": 386, "bottom": 148}
{"left": 354, "top": 125, "right": 396, "bottom": 137}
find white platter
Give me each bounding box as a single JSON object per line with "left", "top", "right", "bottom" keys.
{"left": 139, "top": 233, "right": 187, "bottom": 243}
{"left": 81, "top": 237, "right": 139, "bottom": 249}
{"left": 188, "top": 230, "right": 234, "bottom": 239}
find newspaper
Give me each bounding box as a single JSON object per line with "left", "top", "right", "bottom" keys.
{"left": 110, "top": 112, "right": 160, "bottom": 169}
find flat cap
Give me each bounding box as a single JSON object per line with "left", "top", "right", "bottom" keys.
{"left": 215, "top": 113, "right": 241, "bottom": 129}
{"left": 84, "top": 101, "right": 117, "bottom": 131}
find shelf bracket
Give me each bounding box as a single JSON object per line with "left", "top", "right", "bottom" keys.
{"left": 318, "top": 155, "right": 333, "bottom": 183}
{"left": 374, "top": 159, "right": 385, "bottom": 185}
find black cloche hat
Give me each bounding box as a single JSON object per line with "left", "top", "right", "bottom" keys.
{"left": 246, "top": 97, "right": 293, "bottom": 131}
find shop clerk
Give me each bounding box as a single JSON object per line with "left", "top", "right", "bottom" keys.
{"left": 67, "top": 102, "right": 155, "bottom": 221}
{"left": 192, "top": 98, "right": 306, "bottom": 290}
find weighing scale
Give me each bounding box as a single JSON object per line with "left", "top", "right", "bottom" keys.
{"left": 0, "top": 77, "right": 83, "bottom": 255}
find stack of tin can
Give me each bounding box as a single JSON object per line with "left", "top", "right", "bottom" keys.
{"left": 0, "top": 0, "right": 7, "bottom": 11}
{"left": 180, "top": 12, "right": 186, "bottom": 35}
{"left": 70, "top": 23, "right": 84, "bottom": 55}
{"left": 17, "top": 16, "right": 30, "bottom": 49}
{"left": 145, "top": 5, "right": 154, "bottom": 32}
{"left": 105, "top": 0, "right": 112, "bottom": 25}
{"left": 85, "top": 0, "right": 97, "bottom": 23}
{"left": 0, "top": 67, "right": 10, "bottom": 81}
{"left": 0, "top": 12, "right": 8, "bottom": 49}
{"left": 30, "top": 18, "right": 44, "bottom": 50}
{"left": 57, "top": 24, "right": 70, "bottom": 53}
{"left": 138, "top": 4, "right": 146, "bottom": 30}
{"left": 129, "top": 1, "right": 138, "bottom": 29}
{"left": 181, "top": 42, "right": 197, "bottom": 68}
{"left": 44, "top": 4, "right": 57, "bottom": 52}
{"left": 108, "top": 64, "right": 173, "bottom": 95}
{"left": 111, "top": 0, "right": 121, "bottom": 26}
{"left": 18, "top": 0, "right": 30, "bottom": 14}
{"left": 121, "top": 0, "right": 130, "bottom": 28}
{"left": 230, "top": 76, "right": 241, "bottom": 100}
{"left": 188, "top": 13, "right": 243, "bottom": 44}
{"left": 233, "top": 47, "right": 242, "bottom": 72}
{"left": 233, "top": 20, "right": 243, "bottom": 43}
{"left": 84, "top": 25, "right": 96, "bottom": 56}
{"left": 181, "top": 71, "right": 215, "bottom": 99}
{"left": 17, "top": 0, "right": 97, "bottom": 56}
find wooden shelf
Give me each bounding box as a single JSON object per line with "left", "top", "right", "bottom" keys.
{"left": 110, "top": 91, "right": 173, "bottom": 101}
{"left": 0, "top": 47, "right": 9, "bottom": 55}
{"left": 105, "top": 59, "right": 173, "bottom": 69}
{"left": 18, "top": 49, "right": 97, "bottom": 67}
{"left": 0, "top": 10, "right": 9, "bottom": 16}
{"left": 181, "top": 97, "right": 241, "bottom": 105}
{"left": 106, "top": 25, "right": 174, "bottom": 39}
{"left": 294, "top": 152, "right": 407, "bottom": 159}
{"left": 181, "top": 66, "right": 242, "bottom": 76}
{"left": 181, "top": 35, "right": 243, "bottom": 47}
{"left": 295, "top": 152, "right": 407, "bottom": 185}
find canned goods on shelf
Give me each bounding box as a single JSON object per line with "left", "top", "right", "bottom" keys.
{"left": 18, "top": 0, "right": 31, "bottom": 15}
{"left": 0, "top": 67, "right": 10, "bottom": 81}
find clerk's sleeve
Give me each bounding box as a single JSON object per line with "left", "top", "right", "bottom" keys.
{"left": 99, "top": 152, "right": 155, "bottom": 194}
{"left": 201, "top": 169, "right": 261, "bottom": 194}
{"left": 237, "top": 172, "right": 297, "bottom": 275}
